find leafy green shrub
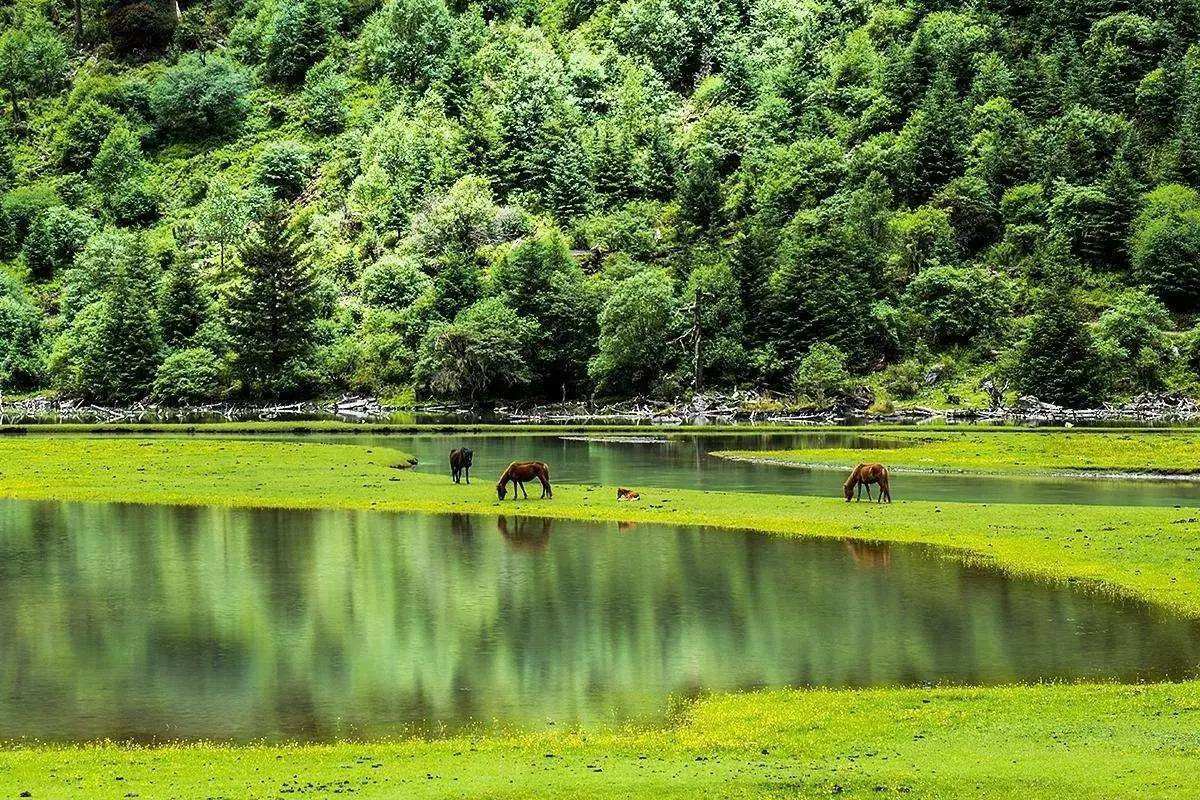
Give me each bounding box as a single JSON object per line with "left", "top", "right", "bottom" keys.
{"left": 108, "top": 1, "right": 177, "bottom": 53}
{"left": 0, "top": 290, "right": 47, "bottom": 390}
{"left": 360, "top": 254, "right": 432, "bottom": 310}
{"left": 90, "top": 123, "right": 145, "bottom": 195}
{"left": 0, "top": 183, "right": 62, "bottom": 257}
{"left": 152, "top": 347, "right": 225, "bottom": 404}
{"left": 256, "top": 141, "right": 311, "bottom": 199}
{"left": 414, "top": 297, "right": 539, "bottom": 400}
{"left": 149, "top": 54, "right": 251, "bottom": 139}
{"left": 792, "top": 342, "right": 852, "bottom": 406}
{"left": 589, "top": 268, "right": 677, "bottom": 397}
{"left": 358, "top": 0, "right": 453, "bottom": 87}
{"left": 1131, "top": 185, "right": 1200, "bottom": 310}
{"left": 0, "top": 12, "right": 67, "bottom": 119}
{"left": 1011, "top": 288, "right": 1108, "bottom": 407}
{"left": 1094, "top": 289, "right": 1175, "bottom": 393}
{"left": 22, "top": 206, "right": 97, "bottom": 280}
{"left": 300, "top": 60, "right": 349, "bottom": 133}
{"left": 901, "top": 265, "right": 1015, "bottom": 347}
{"left": 879, "top": 359, "right": 927, "bottom": 400}
{"left": 56, "top": 100, "right": 126, "bottom": 171}
{"left": 108, "top": 179, "right": 160, "bottom": 225}
{"left": 264, "top": 0, "right": 340, "bottom": 84}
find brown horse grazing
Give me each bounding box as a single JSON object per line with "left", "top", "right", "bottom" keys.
{"left": 497, "top": 461, "right": 552, "bottom": 500}
{"left": 843, "top": 463, "right": 891, "bottom": 503}
{"left": 449, "top": 447, "right": 473, "bottom": 484}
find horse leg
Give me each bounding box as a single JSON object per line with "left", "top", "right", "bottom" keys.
{"left": 465, "top": 466, "right": 470, "bottom": 485}
{"left": 540, "top": 475, "right": 552, "bottom": 498}
{"left": 865, "top": 483, "right": 873, "bottom": 501}
{"left": 519, "top": 481, "right": 528, "bottom": 499}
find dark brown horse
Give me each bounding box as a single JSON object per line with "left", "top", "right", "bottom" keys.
{"left": 497, "top": 461, "right": 552, "bottom": 500}
{"left": 844, "top": 463, "right": 891, "bottom": 503}
{"left": 450, "top": 447, "right": 473, "bottom": 484}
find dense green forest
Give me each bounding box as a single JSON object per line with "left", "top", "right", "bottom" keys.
{"left": 3, "top": 0, "right": 1200, "bottom": 407}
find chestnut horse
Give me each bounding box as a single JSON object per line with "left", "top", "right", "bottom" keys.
{"left": 843, "top": 463, "right": 891, "bottom": 503}
{"left": 497, "top": 461, "right": 552, "bottom": 500}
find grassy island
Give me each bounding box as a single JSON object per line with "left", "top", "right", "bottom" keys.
{"left": 714, "top": 429, "right": 1200, "bottom": 478}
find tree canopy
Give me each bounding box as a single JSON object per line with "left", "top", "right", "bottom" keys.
{"left": 4, "top": 0, "right": 1200, "bottom": 406}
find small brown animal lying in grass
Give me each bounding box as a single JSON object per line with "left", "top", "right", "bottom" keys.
{"left": 616, "top": 487, "right": 641, "bottom": 501}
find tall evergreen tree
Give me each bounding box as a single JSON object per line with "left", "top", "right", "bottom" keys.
{"left": 1013, "top": 287, "right": 1108, "bottom": 407}
{"left": 158, "top": 251, "right": 210, "bottom": 350}
{"left": 226, "top": 207, "right": 318, "bottom": 398}
{"left": 88, "top": 239, "right": 162, "bottom": 402}
{"left": 903, "top": 70, "right": 967, "bottom": 201}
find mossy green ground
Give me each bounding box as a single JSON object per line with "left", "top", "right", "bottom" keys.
{"left": 1, "top": 433, "right": 1199, "bottom": 798}
{"left": 715, "top": 429, "right": 1200, "bottom": 476}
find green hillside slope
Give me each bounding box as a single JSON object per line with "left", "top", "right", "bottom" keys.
{"left": 4, "top": 0, "right": 1200, "bottom": 405}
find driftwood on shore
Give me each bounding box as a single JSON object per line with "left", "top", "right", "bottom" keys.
{"left": 0, "top": 395, "right": 397, "bottom": 425}
{"left": 4, "top": 391, "right": 1200, "bottom": 426}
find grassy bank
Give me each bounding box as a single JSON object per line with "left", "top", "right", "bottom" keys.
{"left": 2, "top": 434, "right": 1200, "bottom": 798}
{"left": 3, "top": 681, "right": 1199, "bottom": 799}
{"left": 714, "top": 429, "right": 1200, "bottom": 477}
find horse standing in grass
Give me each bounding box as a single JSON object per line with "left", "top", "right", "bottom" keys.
{"left": 844, "top": 463, "right": 891, "bottom": 503}
{"left": 450, "top": 447, "right": 473, "bottom": 484}
{"left": 497, "top": 461, "right": 553, "bottom": 500}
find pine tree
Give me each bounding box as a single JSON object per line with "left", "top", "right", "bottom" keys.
{"left": 905, "top": 70, "right": 967, "bottom": 201}
{"left": 1013, "top": 286, "right": 1108, "bottom": 407}
{"left": 158, "top": 251, "right": 210, "bottom": 350}
{"left": 87, "top": 238, "right": 162, "bottom": 402}
{"left": 226, "top": 206, "right": 318, "bottom": 398}
{"left": 591, "top": 123, "right": 633, "bottom": 206}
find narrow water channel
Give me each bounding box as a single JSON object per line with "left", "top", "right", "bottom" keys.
{"left": 295, "top": 432, "right": 1200, "bottom": 507}
{"left": 1, "top": 498, "right": 1195, "bottom": 742}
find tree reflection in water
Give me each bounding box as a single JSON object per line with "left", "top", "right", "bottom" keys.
{"left": 0, "top": 498, "right": 1196, "bottom": 743}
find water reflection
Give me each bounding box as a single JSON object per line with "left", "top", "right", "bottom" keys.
{"left": 844, "top": 540, "right": 893, "bottom": 570}
{"left": 0, "top": 498, "right": 1196, "bottom": 743}
{"left": 496, "top": 515, "right": 552, "bottom": 551}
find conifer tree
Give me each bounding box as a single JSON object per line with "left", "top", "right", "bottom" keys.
{"left": 226, "top": 206, "right": 318, "bottom": 398}
{"left": 904, "top": 70, "right": 967, "bottom": 201}
{"left": 87, "top": 237, "right": 161, "bottom": 402}
{"left": 1013, "top": 286, "right": 1108, "bottom": 407}
{"left": 158, "top": 248, "right": 210, "bottom": 350}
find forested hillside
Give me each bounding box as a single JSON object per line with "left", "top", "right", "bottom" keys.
{"left": 3, "top": 0, "right": 1200, "bottom": 407}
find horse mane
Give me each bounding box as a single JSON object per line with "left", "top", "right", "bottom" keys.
{"left": 843, "top": 463, "right": 864, "bottom": 487}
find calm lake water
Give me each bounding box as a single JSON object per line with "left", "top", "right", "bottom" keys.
{"left": 2, "top": 498, "right": 1197, "bottom": 743}
{"left": 291, "top": 432, "right": 1200, "bottom": 507}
